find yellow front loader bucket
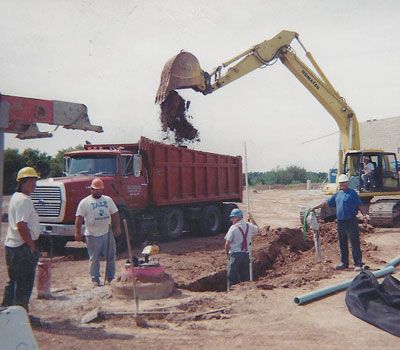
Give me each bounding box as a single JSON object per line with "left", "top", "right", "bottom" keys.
{"left": 155, "top": 51, "right": 206, "bottom": 103}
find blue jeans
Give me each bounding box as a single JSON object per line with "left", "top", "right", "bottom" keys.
{"left": 86, "top": 232, "right": 116, "bottom": 281}
{"left": 227, "top": 252, "right": 250, "bottom": 288}
{"left": 337, "top": 217, "right": 362, "bottom": 267}
{"left": 2, "top": 243, "right": 40, "bottom": 311}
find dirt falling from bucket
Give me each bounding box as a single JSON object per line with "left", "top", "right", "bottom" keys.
{"left": 160, "top": 91, "right": 200, "bottom": 145}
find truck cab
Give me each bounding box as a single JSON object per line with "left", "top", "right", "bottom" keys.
{"left": 31, "top": 143, "right": 148, "bottom": 250}
{"left": 64, "top": 146, "right": 149, "bottom": 209}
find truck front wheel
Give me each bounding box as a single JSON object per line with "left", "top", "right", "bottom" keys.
{"left": 115, "top": 213, "right": 129, "bottom": 254}
{"left": 116, "top": 211, "right": 146, "bottom": 254}
{"left": 38, "top": 236, "right": 68, "bottom": 253}
{"left": 158, "top": 208, "right": 184, "bottom": 240}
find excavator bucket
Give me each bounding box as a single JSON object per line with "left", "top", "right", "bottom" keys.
{"left": 155, "top": 51, "right": 206, "bottom": 103}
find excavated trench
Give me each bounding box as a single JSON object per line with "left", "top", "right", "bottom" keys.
{"left": 177, "top": 227, "right": 314, "bottom": 292}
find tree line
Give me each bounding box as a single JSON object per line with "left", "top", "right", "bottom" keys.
{"left": 3, "top": 146, "right": 82, "bottom": 194}
{"left": 247, "top": 165, "right": 327, "bottom": 186}
{"left": 3, "top": 148, "right": 327, "bottom": 194}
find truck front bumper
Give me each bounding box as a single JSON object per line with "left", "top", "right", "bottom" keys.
{"left": 39, "top": 223, "right": 82, "bottom": 238}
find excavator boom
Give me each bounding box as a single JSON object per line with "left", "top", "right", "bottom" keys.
{"left": 155, "top": 30, "right": 299, "bottom": 102}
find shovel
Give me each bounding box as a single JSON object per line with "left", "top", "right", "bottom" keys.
{"left": 123, "top": 219, "right": 147, "bottom": 328}
{"left": 307, "top": 211, "right": 322, "bottom": 260}
{"left": 103, "top": 227, "right": 111, "bottom": 286}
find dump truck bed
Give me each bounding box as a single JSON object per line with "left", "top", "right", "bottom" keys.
{"left": 139, "top": 138, "right": 242, "bottom": 206}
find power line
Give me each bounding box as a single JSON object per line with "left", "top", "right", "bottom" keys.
{"left": 302, "top": 130, "right": 338, "bottom": 144}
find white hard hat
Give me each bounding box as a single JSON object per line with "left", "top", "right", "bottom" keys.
{"left": 338, "top": 174, "right": 349, "bottom": 183}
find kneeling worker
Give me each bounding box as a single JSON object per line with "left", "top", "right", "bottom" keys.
{"left": 311, "top": 174, "right": 368, "bottom": 271}
{"left": 225, "top": 209, "right": 259, "bottom": 289}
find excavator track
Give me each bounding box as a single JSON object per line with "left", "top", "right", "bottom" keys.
{"left": 369, "top": 199, "right": 400, "bottom": 227}
{"left": 299, "top": 206, "right": 336, "bottom": 224}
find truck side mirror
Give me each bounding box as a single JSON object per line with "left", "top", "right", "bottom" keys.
{"left": 133, "top": 154, "right": 142, "bottom": 177}
{"left": 64, "top": 157, "right": 71, "bottom": 176}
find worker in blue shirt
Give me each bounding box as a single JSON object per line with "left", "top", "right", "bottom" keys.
{"left": 312, "top": 174, "right": 368, "bottom": 271}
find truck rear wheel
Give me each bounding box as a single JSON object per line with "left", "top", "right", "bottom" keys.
{"left": 222, "top": 203, "right": 238, "bottom": 232}
{"left": 199, "top": 205, "right": 222, "bottom": 236}
{"left": 158, "top": 208, "right": 184, "bottom": 240}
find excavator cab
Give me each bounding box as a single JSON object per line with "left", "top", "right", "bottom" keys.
{"left": 344, "top": 151, "right": 400, "bottom": 194}
{"left": 155, "top": 52, "right": 206, "bottom": 103}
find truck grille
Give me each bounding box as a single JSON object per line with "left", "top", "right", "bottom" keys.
{"left": 32, "top": 186, "right": 62, "bottom": 217}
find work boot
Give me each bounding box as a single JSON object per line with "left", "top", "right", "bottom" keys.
{"left": 354, "top": 266, "right": 362, "bottom": 272}
{"left": 91, "top": 278, "right": 101, "bottom": 287}
{"left": 335, "top": 263, "right": 348, "bottom": 270}
{"left": 106, "top": 278, "right": 113, "bottom": 284}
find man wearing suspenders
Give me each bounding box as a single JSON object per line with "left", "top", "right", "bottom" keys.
{"left": 224, "top": 208, "right": 259, "bottom": 289}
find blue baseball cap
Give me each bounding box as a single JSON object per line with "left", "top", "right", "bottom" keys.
{"left": 230, "top": 208, "right": 243, "bottom": 218}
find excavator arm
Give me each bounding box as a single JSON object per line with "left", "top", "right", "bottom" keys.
{"left": 156, "top": 30, "right": 360, "bottom": 175}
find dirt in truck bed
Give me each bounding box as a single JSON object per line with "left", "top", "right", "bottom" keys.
{"left": 1, "top": 189, "right": 400, "bottom": 349}
{"left": 159, "top": 91, "right": 200, "bottom": 144}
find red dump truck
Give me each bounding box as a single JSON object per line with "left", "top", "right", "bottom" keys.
{"left": 32, "top": 137, "right": 242, "bottom": 251}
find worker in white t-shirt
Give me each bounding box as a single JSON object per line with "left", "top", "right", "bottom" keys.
{"left": 1, "top": 167, "right": 41, "bottom": 323}
{"left": 224, "top": 209, "right": 260, "bottom": 289}
{"left": 75, "top": 178, "right": 121, "bottom": 286}
{"left": 361, "top": 157, "right": 375, "bottom": 190}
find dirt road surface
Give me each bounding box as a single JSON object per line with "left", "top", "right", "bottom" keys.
{"left": 1, "top": 189, "right": 399, "bottom": 349}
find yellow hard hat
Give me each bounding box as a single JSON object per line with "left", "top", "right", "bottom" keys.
{"left": 90, "top": 177, "right": 104, "bottom": 190}
{"left": 16, "top": 167, "right": 40, "bottom": 182}
{"left": 142, "top": 244, "right": 160, "bottom": 256}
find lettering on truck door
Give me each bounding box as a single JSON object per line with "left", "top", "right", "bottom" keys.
{"left": 120, "top": 155, "right": 148, "bottom": 208}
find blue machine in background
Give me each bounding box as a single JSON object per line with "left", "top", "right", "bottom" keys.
{"left": 328, "top": 168, "right": 338, "bottom": 183}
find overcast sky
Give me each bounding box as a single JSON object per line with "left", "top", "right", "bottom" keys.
{"left": 2, "top": 0, "right": 400, "bottom": 172}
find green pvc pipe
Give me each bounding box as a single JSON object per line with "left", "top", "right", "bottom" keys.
{"left": 294, "top": 265, "right": 395, "bottom": 305}
{"left": 384, "top": 255, "right": 400, "bottom": 268}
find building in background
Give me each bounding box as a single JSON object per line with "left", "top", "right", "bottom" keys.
{"left": 360, "top": 116, "right": 400, "bottom": 160}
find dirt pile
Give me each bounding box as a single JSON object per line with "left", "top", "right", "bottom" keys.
{"left": 253, "top": 227, "right": 331, "bottom": 289}
{"left": 255, "top": 222, "right": 377, "bottom": 289}
{"left": 159, "top": 91, "right": 200, "bottom": 144}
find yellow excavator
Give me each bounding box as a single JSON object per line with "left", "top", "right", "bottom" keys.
{"left": 156, "top": 30, "right": 400, "bottom": 227}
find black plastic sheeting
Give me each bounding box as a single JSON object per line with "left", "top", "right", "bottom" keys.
{"left": 345, "top": 270, "right": 400, "bottom": 337}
